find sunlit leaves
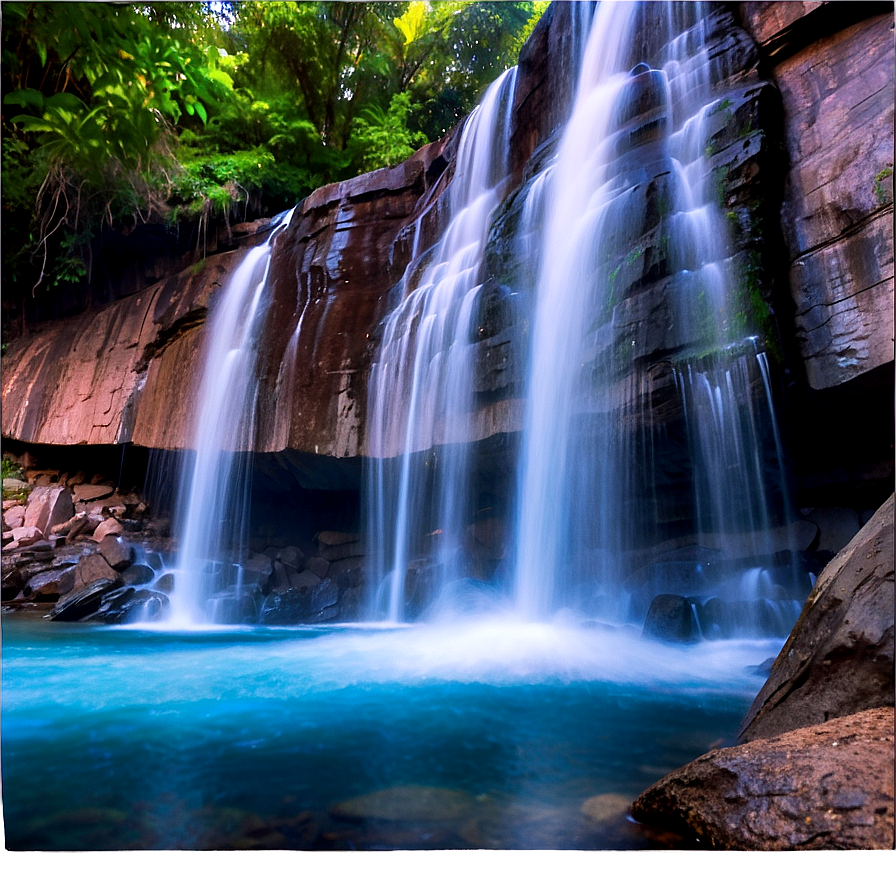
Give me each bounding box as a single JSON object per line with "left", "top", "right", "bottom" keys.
{"left": 394, "top": 2, "right": 429, "bottom": 45}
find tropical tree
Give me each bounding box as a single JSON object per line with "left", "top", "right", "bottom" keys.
{"left": 1, "top": 1, "right": 546, "bottom": 339}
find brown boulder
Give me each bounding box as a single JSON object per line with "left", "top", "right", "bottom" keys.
{"left": 23, "top": 486, "right": 74, "bottom": 536}
{"left": 92, "top": 518, "right": 124, "bottom": 541}
{"left": 73, "top": 553, "right": 121, "bottom": 591}
{"left": 73, "top": 483, "right": 116, "bottom": 503}
{"left": 21, "top": 566, "right": 76, "bottom": 601}
{"left": 739, "top": 494, "right": 894, "bottom": 742}
{"left": 3, "top": 505, "right": 26, "bottom": 530}
{"left": 97, "top": 534, "right": 135, "bottom": 571}
{"left": 632, "top": 707, "right": 894, "bottom": 850}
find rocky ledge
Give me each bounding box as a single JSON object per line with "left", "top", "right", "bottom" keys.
{"left": 632, "top": 494, "right": 895, "bottom": 849}
{"left": 632, "top": 706, "right": 894, "bottom": 849}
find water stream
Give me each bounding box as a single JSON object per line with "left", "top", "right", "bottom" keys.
{"left": 168, "top": 211, "right": 293, "bottom": 625}
{"left": 365, "top": 68, "right": 518, "bottom": 622}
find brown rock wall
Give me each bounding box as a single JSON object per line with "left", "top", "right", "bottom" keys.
{"left": 1, "top": 253, "right": 242, "bottom": 448}
{"left": 756, "top": 9, "right": 894, "bottom": 390}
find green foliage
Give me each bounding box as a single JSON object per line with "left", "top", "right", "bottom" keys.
{"left": 349, "top": 93, "right": 428, "bottom": 170}
{"left": 873, "top": 166, "right": 893, "bottom": 205}
{"left": 1, "top": 1, "right": 545, "bottom": 339}
{"left": 1, "top": 1, "right": 235, "bottom": 320}
{"left": 1, "top": 457, "right": 25, "bottom": 482}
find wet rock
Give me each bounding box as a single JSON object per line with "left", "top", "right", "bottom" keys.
{"left": 328, "top": 555, "right": 366, "bottom": 590}
{"left": 310, "top": 580, "right": 339, "bottom": 618}
{"left": 642, "top": 593, "right": 700, "bottom": 643}
{"left": 120, "top": 563, "right": 156, "bottom": 586}
{"left": 306, "top": 556, "right": 330, "bottom": 579}
{"left": 98, "top": 534, "right": 135, "bottom": 571}
{"left": 290, "top": 569, "right": 321, "bottom": 589}
{"left": 739, "top": 495, "right": 894, "bottom": 742}
{"left": 114, "top": 589, "right": 168, "bottom": 622}
{"left": 92, "top": 518, "right": 124, "bottom": 541}
{"left": 155, "top": 572, "right": 175, "bottom": 594}
{"left": 258, "top": 576, "right": 345, "bottom": 623}
{"left": 73, "top": 552, "right": 121, "bottom": 591}
{"left": 632, "top": 707, "right": 895, "bottom": 850}
{"left": 49, "top": 578, "right": 120, "bottom": 621}
{"left": 270, "top": 561, "right": 292, "bottom": 591}
{"left": 208, "top": 592, "right": 259, "bottom": 624}
{"left": 20, "top": 567, "right": 76, "bottom": 601}
{"left": 242, "top": 551, "right": 274, "bottom": 578}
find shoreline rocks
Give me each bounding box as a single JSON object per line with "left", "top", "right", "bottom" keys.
{"left": 632, "top": 706, "right": 894, "bottom": 850}
{"left": 631, "top": 493, "right": 895, "bottom": 849}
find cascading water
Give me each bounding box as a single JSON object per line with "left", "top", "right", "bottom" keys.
{"left": 168, "top": 210, "right": 294, "bottom": 625}
{"left": 511, "top": 1, "right": 799, "bottom": 629}
{"left": 365, "top": 68, "right": 518, "bottom": 622}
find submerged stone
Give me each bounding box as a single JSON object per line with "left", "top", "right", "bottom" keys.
{"left": 642, "top": 593, "right": 700, "bottom": 643}
{"left": 329, "top": 786, "right": 477, "bottom": 824}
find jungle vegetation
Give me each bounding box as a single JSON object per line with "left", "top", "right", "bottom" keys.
{"left": 1, "top": 1, "right": 547, "bottom": 338}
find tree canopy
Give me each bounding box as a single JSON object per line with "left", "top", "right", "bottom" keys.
{"left": 1, "top": 1, "right": 547, "bottom": 338}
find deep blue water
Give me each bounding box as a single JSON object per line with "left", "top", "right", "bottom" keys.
{"left": 1, "top": 614, "right": 779, "bottom": 850}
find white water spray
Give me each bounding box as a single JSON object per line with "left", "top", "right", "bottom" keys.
{"left": 365, "top": 69, "right": 518, "bottom": 621}
{"left": 168, "top": 211, "right": 294, "bottom": 625}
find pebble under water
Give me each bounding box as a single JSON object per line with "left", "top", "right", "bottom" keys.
{"left": 1, "top": 613, "right": 782, "bottom": 850}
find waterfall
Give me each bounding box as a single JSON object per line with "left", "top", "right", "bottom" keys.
{"left": 365, "top": 68, "right": 518, "bottom": 622}
{"left": 512, "top": 1, "right": 796, "bottom": 624}
{"left": 168, "top": 210, "right": 294, "bottom": 625}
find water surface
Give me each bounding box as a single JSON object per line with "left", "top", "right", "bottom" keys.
{"left": 2, "top": 615, "right": 778, "bottom": 850}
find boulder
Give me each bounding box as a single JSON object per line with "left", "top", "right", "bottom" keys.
{"left": 73, "top": 553, "right": 121, "bottom": 592}
{"left": 642, "top": 594, "right": 700, "bottom": 643}
{"left": 632, "top": 707, "right": 894, "bottom": 850}
{"left": 306, "top": 556, "right": 330, "bottom": 579}
{"left": 20, "top": 567, "right": 76, "bottom": 601}
{"left": 23, "top": 486, "right": 74, "bottom": 536}
{"left": 9, "top": 526, "right": 44, "bottom": 547}
{"left": 319, "top": 540, "right": 364, "bottom": 563}
{"left": 92, "top": 518, "right": 124, "bottom": 541}
{"left": 277, "top": 545, "right": 306, "bottom": 570}
{"left": 49, "top": 578, "right": 121, "bottom": 621}
{"left": 739, "top": 494, "right": 894, "bottom": 742}
{"left": 73, "top": 483, "right": 116, "bottom": 503}
{"left": 120, "top": 564, "right": 156, "bottom": 586}
{"left": 3, "top": 505, "right": 26, "bottom": 529}
{"left": 97, "top": 535, "right": 135, "bottom": 571}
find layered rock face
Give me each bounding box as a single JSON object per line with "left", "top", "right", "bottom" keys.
{"left": 738, "top": 1, "right": 894, "bottom": 507}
